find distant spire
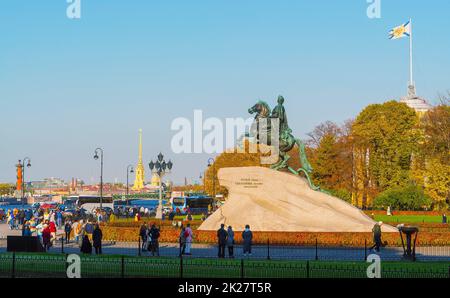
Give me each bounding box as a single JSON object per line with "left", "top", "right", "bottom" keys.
{"left": 138, "top": 128, "right": 143, "bottom": 164}
{"left": 132, "top": 129, "right": 145, "bottom": 191}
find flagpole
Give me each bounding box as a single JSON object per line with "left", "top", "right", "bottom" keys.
{"left": 409, "top": 17, "right": 413, "bottom": 87}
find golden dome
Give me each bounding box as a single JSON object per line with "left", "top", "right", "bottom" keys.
{"left": 150, "top": 173, "right": 160, "bottom": 186}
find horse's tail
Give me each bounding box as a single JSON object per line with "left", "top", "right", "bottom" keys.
{"left": 295, "top": 139, "right": 313, "bottom": 173}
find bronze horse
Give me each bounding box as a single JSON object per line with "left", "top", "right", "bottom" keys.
{"left": 248, "top": 100, "right": 314, "bottom": 174}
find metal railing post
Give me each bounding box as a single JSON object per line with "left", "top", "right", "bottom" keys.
{"left": 364, "top": 239, "right": 367, "bottom": 261}
{"left": 138, "top": 237, "right": 141, "bottom": 256}
{"left": 180, "top": 255, "right": 183, "bottom": 278}
{"left": 65, "top": 254, "right": 69, "bottom": 278}
{"left": 179, "top": 237, "right": 183, "bottom": 278}
{"left": 306, "top": 260, "right": 310, "bottom": 278}
{"left": 61, "top": 237, "right": 64, "bottom": 254}
{"left": 11, "top": 252, "right": 16, "bottom": 278}
{"left": 315, "top": 238, "right": 318, "bottom": 260}
{"left": 121, "top": 255, "right": 125, "bottom": 278}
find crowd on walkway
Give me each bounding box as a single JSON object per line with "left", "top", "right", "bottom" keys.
{"left": 67, "top": 219, "right": 103, "bottom": 255}
{"left": 3, "top": 207, "right": 391, "bottom": 259}
{"left": 1, "top": 206, "right": 105, "bottom": 255}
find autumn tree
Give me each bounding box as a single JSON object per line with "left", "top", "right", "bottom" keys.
{"left": 412, "top": 104, "right": 450, "bottom": 210}
{"left": 0, "top": 183, "right": 15, "bottom": 196}
{"left": 306, "top": 120, "right": 354, "bottom": 202}
{"left": 203, "top": 140, "right": 272, "bottom": 198}
{"left": 351, "top": 101, "right": 420, "bottom": 207}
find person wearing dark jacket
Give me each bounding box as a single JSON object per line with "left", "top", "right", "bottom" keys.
{"left": 139, "top": 222, "right": 148, "bottom": 250}
{"left": 242, "top": 225, "right": 253, "bottom": 256}
{"left": 217, "top": 224, "right": 228, "bottom": 258}
{"left": 80, "top": 235, "right": 92, "bottom": 254}
{"left": 92, "top": 224, "right": 103, "bottom": 254}
{"left": 226, "top": 226, "right": 235, "bottom": 258}
{"left": 149, "top": 224, "right": 160, "bottom": 256}
{"left": 369, "top": 222, "right": 383, "bottom": 252}
{"left": 64, "top": 221, "right": 72, "bottom": 243}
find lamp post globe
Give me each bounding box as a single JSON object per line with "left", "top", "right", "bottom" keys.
{"left": 126, "top": 165, "right": 134, "bottom": 196}
{"left": 94, "top": 148, "right": 104, "bottom": 212}
{"left": 21, "top": 157, "right": 31, "bottom": 206}
{"left": 207, "top": 157, "right": 216, "bottom": 201}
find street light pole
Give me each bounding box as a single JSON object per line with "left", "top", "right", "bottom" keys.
{"left": 21, "top": 157, "right": 31, "bottom": 206}
{"left": 207, "top": 158, "right": 215, "bottom": 200}
{"left": 126, "top": 165, "right": 134, "bottom": 196}
{"left": 94, "top": 148, "right": 104, "bottom": 211}
{"left": 149, "top": 153, "right": 173, "bottom": 219}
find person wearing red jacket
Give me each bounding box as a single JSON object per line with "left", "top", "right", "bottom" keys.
{"left": 49, "top": 221, "right": 57, "bottom": 246}
{"left": 42, "top": 224, "right": 51, "bottom": 251}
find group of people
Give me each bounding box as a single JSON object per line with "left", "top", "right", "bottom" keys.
{"left": 179, "top": 223, "right": 194, "bottom": 255}
{"left": 65, "top": 219, "right": 104, "bottom": 254}
{"left": 3, "top": 208, "right": 65, "bottom": 251}
{"left": 217, "top": 224, "right": 253, "bottom": 258}
{"left": 4, "top": 208, "right": 64, "bottom": 231}
{"left": 2, "top": 206, "right": 105, "bottom": 254}
{"left": 139, "top": 222, "right": 161, "bottom": 256}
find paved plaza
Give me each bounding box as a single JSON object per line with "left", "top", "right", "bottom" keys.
{"left": 1, "top": 223, "right": 449, "bottom": 262}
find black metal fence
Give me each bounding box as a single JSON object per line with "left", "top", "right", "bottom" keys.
{"left": 0, "top": 252, "right": 449, "bottom": 279}
{"left": 2, "top": 236, "right": 450, "bottom": 262}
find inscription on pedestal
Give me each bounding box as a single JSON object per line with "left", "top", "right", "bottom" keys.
{"left": 235, "top": 178, "right": 263, "bottom": 189}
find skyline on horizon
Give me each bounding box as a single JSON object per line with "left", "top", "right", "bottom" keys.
{"left": 1, "top": 1, "right": 449, "bottom": 185}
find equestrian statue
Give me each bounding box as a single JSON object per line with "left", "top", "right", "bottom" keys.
{"left": 247, "top": 96, "right": 321, "bottom": 191}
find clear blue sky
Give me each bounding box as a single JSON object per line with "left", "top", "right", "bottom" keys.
{"left": 1, "top": 0, "right": 449, "bottom": 185}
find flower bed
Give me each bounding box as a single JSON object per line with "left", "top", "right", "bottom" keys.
{"left": 384, "top": 222, "right": 449, "bottom": 233}
{"left": 103, "top": 219, "right": 203, "bottom": 228}
{"left": 364, "top": 210, "right": 446, "bottom": 216}
{"left": 100, "top": 227, "right": 450, "bottom": 247}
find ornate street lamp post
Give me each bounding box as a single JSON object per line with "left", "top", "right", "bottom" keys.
{"left": 93, "top": 148, "right": 104, "bottom": 211}
{"left": 126, "top": 165, "right": 134, "bottom": 196}
{"left": 207, "top": 157, "right": 215, "bottom": 201}
{"left": 149, "top": 153, "right": 172, "bottom": 219}
{"left": 21, "top": 157, "right": 31, "bottom": 206}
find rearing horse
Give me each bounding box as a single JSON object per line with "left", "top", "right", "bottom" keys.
{"left": 248, "top": 100, "right": 318, "bottom": 190}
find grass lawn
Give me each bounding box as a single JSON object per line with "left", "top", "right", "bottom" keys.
{"left": 374, "top": 215, "right": 444, "bottom": 224}
{"left": 0, "top": 252, "right": 448, "bottom": 278}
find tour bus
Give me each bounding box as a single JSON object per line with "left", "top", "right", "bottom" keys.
{"left": 73, "top": 195, "right": 113, "bottom": 213}
{"left": 113, "top": 198, "right": 168, "bottom": 211}
{"left": 171, "top": 195, "right": 213, "bottom": 215}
